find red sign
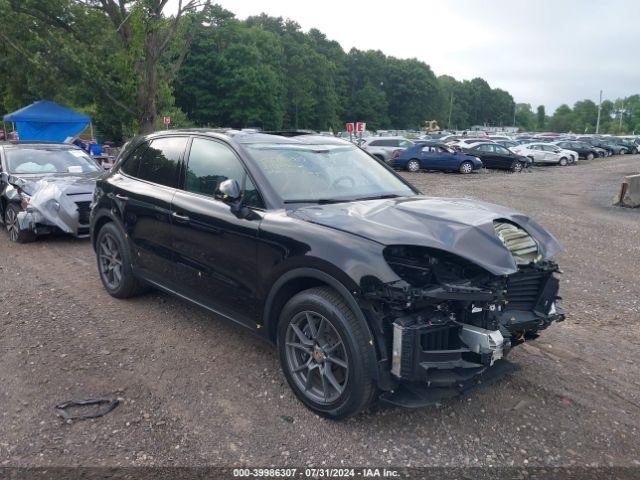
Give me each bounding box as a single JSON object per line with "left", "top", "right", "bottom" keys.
{"left": 163, "top": 116, "right": 171, "bottom": 125}
{"left": 345, "top": 123, "right": 354, "bottom": 133}
{"left": 356, "top": 122, "right": 366, "bottom": 133}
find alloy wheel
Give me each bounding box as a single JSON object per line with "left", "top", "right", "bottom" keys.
{"left": 98, "top": 233, "right": 124, "bottom": 290}
{"left": 285, "top": 311, "right": 349, "bottom": 405}
{"left": 512, "top": 162, "right": 523, "bottom": 172}
{"left": 407, "top": 160, "right": 420, "bottom": 172}
{"left": 5, "top": 208, "right": 19, "bottom": 242}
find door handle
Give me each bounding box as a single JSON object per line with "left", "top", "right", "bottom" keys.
{"left": 172, "top": 212, "right": 190, "bottom": 222}
{"left": 115, "top": 193, "right": 129, "bottom": 201}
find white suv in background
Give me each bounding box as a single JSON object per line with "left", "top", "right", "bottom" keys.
{"left": 360, "top": 137, "right": 414, "bottom": 164}
{"left": 511, "top": 142, "right": 577, "bottom": 166}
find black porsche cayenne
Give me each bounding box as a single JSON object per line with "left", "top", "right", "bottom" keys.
{"left": 90, "top": 129, "right": 565, "bottom": 419}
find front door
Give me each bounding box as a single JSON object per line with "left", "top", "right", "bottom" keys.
{"left": 170, "top": 136, "right": 264, "bottom": 325}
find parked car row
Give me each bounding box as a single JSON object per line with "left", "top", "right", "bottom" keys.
{"left": 363, "top": 132, "right": 639, "bottom": 173}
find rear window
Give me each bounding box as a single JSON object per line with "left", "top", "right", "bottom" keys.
{"left": 120, "top": 142, "right": 149, "bottom": 177}
{"left": 136, "top": 137, "right": 188, "bottom": 187}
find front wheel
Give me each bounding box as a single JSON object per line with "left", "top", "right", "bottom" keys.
{"left": 558, "top": 157, "right": 568, "bottom": 166}
{"left": 631, "top": 147, "right": 638, "bottom": 154}
{"left": 4, "top": 204, "right": 35, "bottom": 243}
{"left": 512, "top": 161, "right": 523, "bottom": 172}
{"left": 406, "top": 159, "right": 420, "bottom": 172}
{"left": 459, "top": 161, "right": 473, "bottom": 174}
{"left": 96, "top": 222, "right": 146, "bottom": 298}
{"left": 278, "top": 287, "right": 377, "bottom": 419}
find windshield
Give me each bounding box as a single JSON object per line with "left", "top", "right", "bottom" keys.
{"left": 6, "top": 147, "right": 100, "bottom": 174}
{"left": 246, "top": 144, "right": 415, "bottom": 203}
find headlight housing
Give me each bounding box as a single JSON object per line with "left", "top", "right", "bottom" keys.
{"left": 384, "top": 245, "right": 487, "bottom": 287}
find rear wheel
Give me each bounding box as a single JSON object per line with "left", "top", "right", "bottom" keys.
{"left": 586, "top": 153, "right": 594, "bottom": 161}
{"left": 620, "top": 148, "right": 627, "bottom": 155}
{"left": 4, "top": 204, "right": 35, "bottom": 243}
{"left": 459, "top": 161, "right": 473, "bottom": 174}
{"left": 278, "top": 287, "right": 377, "bottom": 419}
{"left": 406, "top": 159, "right": 420, "bottom": 172}
{"left": 511, "top": 161, "right": 523, "bottom": 172}
{"left": 96, "top": 222, "right": 146, "bottom": 298}
{"left": 558, "top": 157, "right": 568, "bottom": 166}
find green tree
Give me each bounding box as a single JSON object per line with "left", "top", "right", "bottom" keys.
{"left": 536, "top": 105, "right": 546, "bottom": 131}
{"left": 548, "top": 104, "right": 573, "bottom": 132}
{"left": 515, "top": 103, "right": 535, "bottom": 131}
{"left": 3, "top": 0, "right": 210, "bottom": 135}
{"left": 571, "top": 99, "right": 598, "bottom": 133}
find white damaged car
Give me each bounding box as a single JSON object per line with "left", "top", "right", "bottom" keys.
{"left": 510, "top": 142, "right": 578, "bottom": 166}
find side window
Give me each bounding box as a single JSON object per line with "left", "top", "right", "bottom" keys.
{"left": 398, "top": 140, "right": 413, "bottom": 148}
{"left": 137, "top": 137, "right": 187, "bottom": 187}
{"left": 120, "top": 142, "right": 149, "bottom": 177}
{"left": 185, "top": 138, "right": 263, "bottom": 208}
{"left": 495, "top": 146, "right": 510, "bottom": 155}
{"left": 369, "top": 140, "right": 382, "bottom": 147}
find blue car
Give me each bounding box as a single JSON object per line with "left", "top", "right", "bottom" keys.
{"left": 392, "top": 141, "right": 483, "bottom": 174}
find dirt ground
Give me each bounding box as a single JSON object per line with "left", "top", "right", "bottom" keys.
{"left": 1, "top": 154, "right": 639, "bottom": 469}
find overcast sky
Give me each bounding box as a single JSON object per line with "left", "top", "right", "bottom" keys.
{"left": 168, "top": 0, "right": 639, "bottom": 113}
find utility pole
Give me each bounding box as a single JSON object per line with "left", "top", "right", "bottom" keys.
{"left": 595, "top": 90, "right": 602, "bottom": 134}
{"left": 447, "top": 92, "right": 454, "bottom": 130}
{"left": 619, "top": 100, "right": 625, "bottom": 130}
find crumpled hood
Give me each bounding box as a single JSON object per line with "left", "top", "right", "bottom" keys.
{"left": 5, "top": 172, "right": 98, "bottom": 235}
{"left": 290, "top": 196, "right": 562, "bottom": 275}
{"left": 8, "top": 172, "right": 98, "bottom": 196}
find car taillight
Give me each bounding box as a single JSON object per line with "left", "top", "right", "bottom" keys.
{"left": 393, "top": 150, "right": 401, "bottom": 158}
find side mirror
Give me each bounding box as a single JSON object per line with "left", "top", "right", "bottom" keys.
{"left": 218, "top": 178, "right": 241, "bottom": 202}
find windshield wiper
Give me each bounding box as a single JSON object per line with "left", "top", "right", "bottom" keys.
{"left": 283, "top": 198, "right": 349, "bottom": 205}
{"left": 354, "top": 194, "right": 402, "bottom": 201}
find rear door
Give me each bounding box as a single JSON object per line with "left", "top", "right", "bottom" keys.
{"left": 474, "top": 144, "right": 496, "bottom": 167}
{"left": 110, "top": 136, "right": 188, "bottom": 283}
{"left": 170, "top": 136, "right": 264, "bottom": 325}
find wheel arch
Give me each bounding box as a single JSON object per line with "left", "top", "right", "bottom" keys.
{"left": 263, "top": 268, "right": 372, "bottom": 344}
{"left": 91, "top": 208, "right": 122, "bottom": 251}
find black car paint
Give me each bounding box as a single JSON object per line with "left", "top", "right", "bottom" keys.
{"left": 462, "top": 143, "right": 529, "bottom": 170}
{"left": 91, "top": 130, "right": 564, "bottom": 395}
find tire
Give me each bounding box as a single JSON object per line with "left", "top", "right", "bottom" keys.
{"left": 277, "top": 286, "right": 377, "bottom": 419}
{"left": 558, "top": 157, "right": 568, "bottom": 166}
{"left": 95, "top": 222, "right": 146, "bottom": 298}
{"left": 586, "top": 153, "right": 594, "bottom": 161}
{"left": 4, "top": 204, "right": 36, "bottom": 243}
{"left": 631, "top": 147, "right": 638, "bottom": 155}
{"left": 511, "top": 161, "right": 523, "bottom": 172}
{"left": 373, "top": 154, "right": 385, "bottom": 162}
{"left": 459, "top": 161, "right": 473, "bottom": 174}
{"left": 620, "top": 149, "right": 627, "bottom": 155}
{"left": 406, "top": 159, "right": 420, "bottom": 172}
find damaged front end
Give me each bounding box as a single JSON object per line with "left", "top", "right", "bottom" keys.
{"left": 362, "top": 220, "right": 564, "bottom": 404}
{"left": 3, "top": 175, "right": 93, "bottom": 238}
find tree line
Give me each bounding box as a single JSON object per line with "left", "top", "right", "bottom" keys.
{"left": 0, "top": 1, "right": 638, "bottom": 143}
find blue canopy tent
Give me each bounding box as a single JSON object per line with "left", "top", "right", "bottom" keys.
{"left": 3, "top": 100, "right": 91, "bottom": 142}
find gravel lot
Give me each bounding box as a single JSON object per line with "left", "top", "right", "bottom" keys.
{"left": 1, "top": 155, "right": 639, "bottom": 469}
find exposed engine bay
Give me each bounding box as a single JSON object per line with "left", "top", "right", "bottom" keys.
{"left": 360, "top": 220, "right": 564, "bottom": 396}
